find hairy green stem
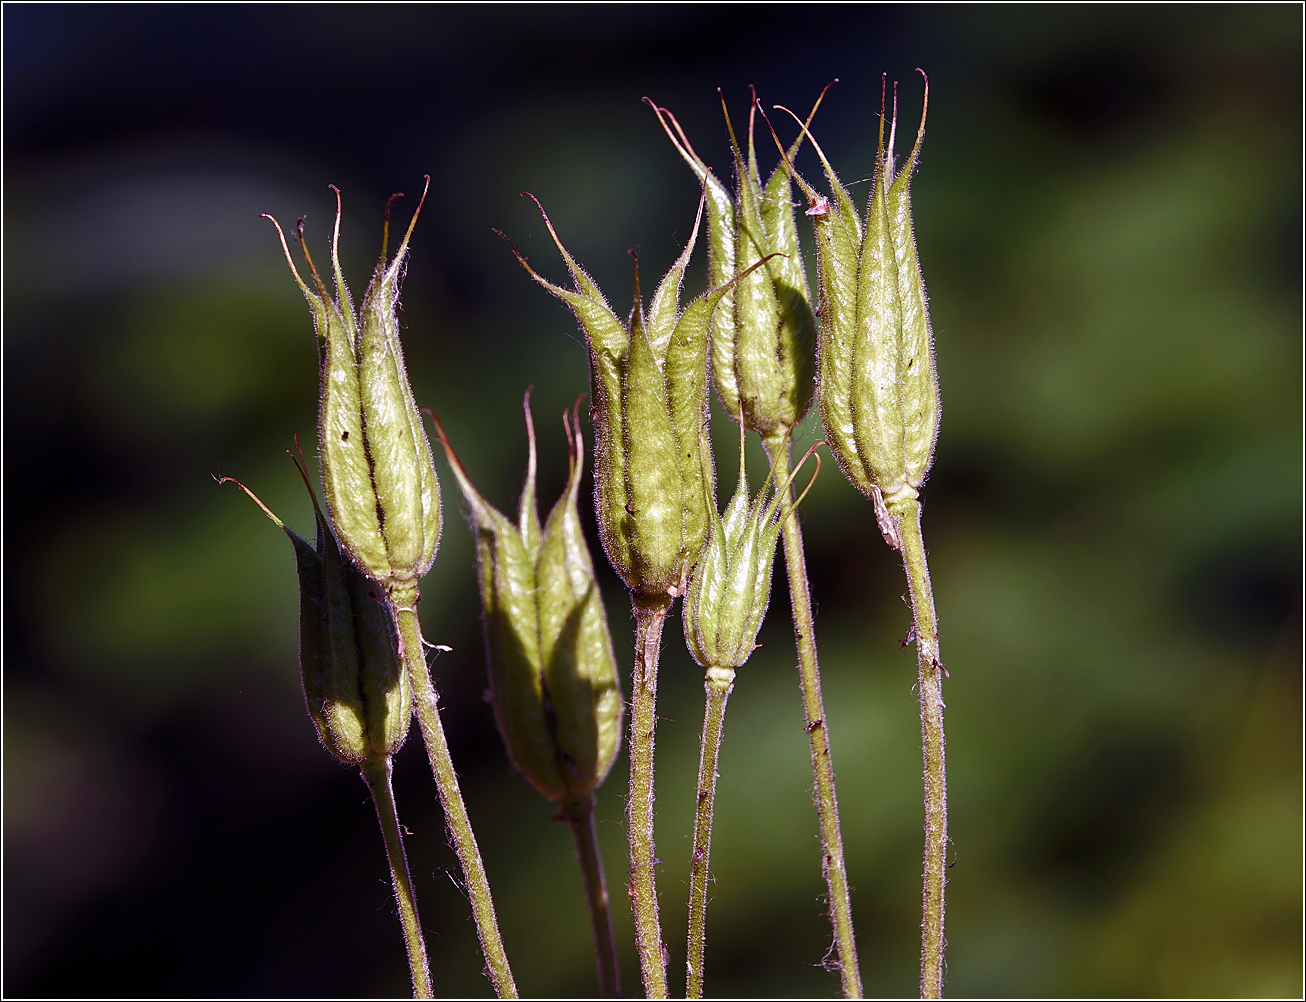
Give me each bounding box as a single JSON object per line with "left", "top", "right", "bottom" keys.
{"left": 362, "top": 757, "right": 434, "bottom": 1000}
{"left": 765, "top": 432, "right": 863, "bottom": 998}
{"left": 628, "top": 593, "right": 671, "bottom": 998}
{"left": 562, "top": 796, "right": 622, "bottom": 998}
{"left": 685, "top": 666, "right": 736, "bottom": 999}
{"left": 394, "top": 602, "right": 519, "bottom": 999}
{"left": 886, "top": 497, "right": 947, "bottom": 999}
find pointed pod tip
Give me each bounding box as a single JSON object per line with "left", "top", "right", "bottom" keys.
{"left": 291, "top": 431, "right": 312, "bottom": 479}
{"left": 216, "top": 474, "right": 287, "bottom": 530}
{"left": 418, "top": 406, "right": 448, "bottom": 447}
{"left": 391, "top": 175, "right": 428, "bottom": 261}
{"left": 562, "top": 396, "right": 585, "bottom": 479}
{"left": 518, "top": 192, "right": 571, "bottom": 258}
{"left": 284, "top": 444, "right": 330, "bottom": 527}
{"left": 493, "top": 227, "right": 533, "bottom": 271}
{"left": 262, "top": 213, "right": 312, "bottom": 292}
{"left": 522, "top": 389, "right": 539, "bottom": 475}
{"left": 627, "top": 249, "right": 642, "bottom": 312}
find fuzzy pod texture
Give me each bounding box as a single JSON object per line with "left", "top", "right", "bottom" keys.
{"left": 264, "top": 182, "right": 441, "bottom": 607}
{"left": 223, "top": 470, "right": 411, "bottom": 765}
{"left": 503, "top": 195, "right": 729, "bottom": 600}
{"left": 785, "top": 77, "right": 940, "bottom": 507}
{"left": 683, "top": 431, "right": 817, "bottom": 669}
{"left": 649, "top": 91, "right": 821, "bottom": 439}
{"left": 436, "top": 395, "right": 623, "bottom": 803}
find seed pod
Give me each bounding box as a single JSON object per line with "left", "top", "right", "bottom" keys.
{"left": 221, "top": 465, "right": 411, "bottom": 765}
{"left": 263, "top": 182, "right": 441, "bottom": 607}
{"left": 648, "top": 88, "right": 828, "bottom": 438}
{"left": 683, "top": 427, "right": 820, "bottom": 669}
{"left": 434, "top": 394, "right": 623, "bottom": 803}
{"left": 774, "top": 75, "right": 940, "bottom": 526}
{"left": 500, "top": 195, "right": 726, "bottom": 599}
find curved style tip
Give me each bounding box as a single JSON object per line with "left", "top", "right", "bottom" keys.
{"left": 785, "top": 442, "right": 824, "bottom": 514}
{"left": 285, "top": 443, "right": 329, "bottom": 524}
{"left": 393, "top": 175, "right": 429, "bottom": 263}
{"left": 291, "top": 215, "right": 327, "bottom": 297}
{"left": 418, "top": 406, "right": 448, "bottom": 447}
{"left": 521, "top": 386, "right": 538, "bottom": 519}
{"left": 291, "top": 430, "right": 312, "bottom": 479}
{"left": 329, "top": 187, "right": 344, "bottom": 272}
{"left": 492, "top": 227, "right": 536, "bottom": 275}
{"left": 761, "top": 104, "right": 824, "bottom": 201}
{"left": 216, "top": 474, "right": 286, "bottom": 529}
{"left": 520, "top": 191, "right": 567, "bottom": 250}
{"left": 647, "top": 97, "right": 706, "bottom": 172}
{"left": 261, "top": 212, "right": 309, "bottom": 288}
{"left": 627, "top": 248, "right": 641, "bottom": 308}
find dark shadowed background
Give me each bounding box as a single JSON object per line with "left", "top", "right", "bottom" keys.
{"left": 4, "top": 4, "right": 1301, "bottom": 998}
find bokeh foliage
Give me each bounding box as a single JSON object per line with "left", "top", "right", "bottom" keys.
{"left": 4, "top": 5, "right": 1300, "bottom": 998}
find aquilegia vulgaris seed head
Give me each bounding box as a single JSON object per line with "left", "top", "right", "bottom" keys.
{"left": 774, "top": 74, "right": 940, "bottom": 525}
{"left": 499, "top": 195, "right": 724, "bottom": 600}
{"left": 434, "top": 394, "right": 623, "bottom": 804}
{"left": 682, "top": 426, "right": 820, "bottom": 670}
{"left": 647, "top": 87, "right": 828, "bottom": 440}
{"left": 263, "top": 181, "right": 441, "bottom": 607}
{"left": 221, "top": 462, "right": 411, "bottom": 765}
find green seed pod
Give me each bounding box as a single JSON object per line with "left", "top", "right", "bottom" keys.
{"left": 263, "top": 182, "right": 441, "bottom": 607}
{"left": 500, "top": 196, "right": 728, "bottom": 599}
{"left": 683, "top": 428, "right": 820, "bottom": 669}
{"left": 648, "top": 88, "right": 827, "bottom": 438}
{"left": 776, "top": 75, "right": 940, "bottom": 523}
{"left": 221, "top": 464, "right": 411, "bottom": 765}
{"left": 434, "top": 394, "right": 623, "bottom": 803}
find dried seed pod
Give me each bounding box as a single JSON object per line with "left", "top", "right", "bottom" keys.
{"left": 775, "top": 74, "right": 940, "bottom": 521}
{"left": 263, "top": 182, "right": 441, "bottom": 606}
{"left": 683, "top": 427, "right": 819, "bottom": 669}
{"left": 435, "top": 395, "right": 623, "bottom": 803}
{"left": 221, "top": 466, "right": 411, "bottom": 765}
{"left": 500, "top": 195, "right": 726, "bottom": 599}
{"left": 648, "top": 87, "right": 828, "bottom": 438}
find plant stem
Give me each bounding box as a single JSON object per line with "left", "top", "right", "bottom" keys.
{"left": 393, "top": 601, "right": 519, "bottom": 999}
{"left": 885, "top": 496, "right": 947, "bottom": 1000}
{"left": 362, "top": 757, "right": 435, "bottom": 1000}
{"left": 562, "top": 796, "right": 622, "bottom": 998}
{"left": 765, "top": 432, "right": 863, "bottom": 999}
{"left": 628, "top": 593, "right": 672, "bottom": 999}
{"left": 685, "top": 665, "right": 735, "bottom": 999}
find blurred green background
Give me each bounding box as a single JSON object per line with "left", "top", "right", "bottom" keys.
{"left": 4, "top": 5, "right": 1300, "bottom": 998}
